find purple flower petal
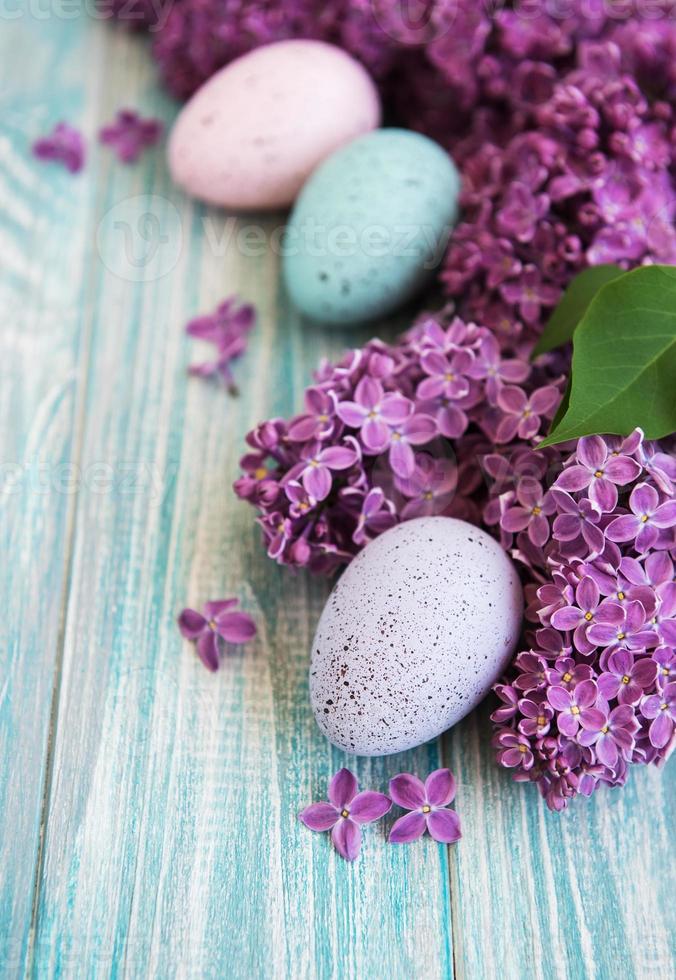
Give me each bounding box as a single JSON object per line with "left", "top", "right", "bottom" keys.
{"left": 389, "top": 773, "right": 426, "bottom": 810}
{"left": 596, "top": 734, "right": 619, "bottom": 769}
{"left": 649, "top": 712, "right": 673, "bottom": 749}
{"left": 547, "top": 685, "right": 572, "bottom": 711}
{"left": 298, "top": 802, "right": 338, "bottom": 832}
{"left": 425, "top": 768, "right": 456, "bottom": 807}
{"left": 555, "top": 465, "right": 592, "bottom": 492}
{"left": 331, "top": 818, "right": 361, "bottom": 860}
{"left": 348, "top": 791, "right": 392, "bottom": 824}
{"left": 653, "top": 501, "right": 676, "bottom": 528}
{"left": 204, "top": 599, "right": 238, "bottom": 620}
{"left": 389, "top": 811, "right": 427, "bottom": 844}
{"left": 177, "top": 608, "right": 207, "bottom": 639}
{"left": 604, "top": 456, "right": 641, "bottom": 485}
{"left": 196, "top": 631, "right": 220, "bottom": 672}
{"left": 216, "top": 611, "right": 257, "bottom": 644}
{"left": 320, "top": 445, "right": 358, "bottom": 470}
{"left": 427, "top": 808, "right": 462, "bottom": 844}
{"left": 577, "top": 435, "right": 607, "bottom": 471}
{"left": 328, "top": 768, "right": 358, "bottom": 809}
{"left": 551, "top": 606, "right": 583, "bottom": 631}
{"left": 607, "top": 514, "right": 640, "bottom": 542}
{"left": 380, "top": 394, "right": 413, "bottom": 425}
{"left": 389, "top": 438, "right": 416, "bottom": 478}
{"left": 362, "top": 418, "right": 391, "bottom": 453}
{"left": 336, "top": 400, "right": 367, "bottom": 428}
{"left": 303, "top": 464, "right": 332, "bottom": 501}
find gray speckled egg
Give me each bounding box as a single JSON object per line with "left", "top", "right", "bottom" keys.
{"left": 283, "top": 129, "right": 460, "bottom": 324}
{"left": 310, "top": 517, "right": 523, "bottom": 756}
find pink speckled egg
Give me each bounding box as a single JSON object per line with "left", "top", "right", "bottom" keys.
{"left": 167, "top": 40, "right": 381, "bottom": 210}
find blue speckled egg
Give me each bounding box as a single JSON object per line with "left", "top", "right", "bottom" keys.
{"left": 283, "top": 129, "right": 460, "bottom": 325}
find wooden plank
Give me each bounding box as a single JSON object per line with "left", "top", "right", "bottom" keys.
{"left": 445, "top": 704, "right": 675, "bottom": 980}
{"left": 0, "top": 16, "right": 105, "bottom": 976}
{"left": 31, "top": 28, "right": 455, "bottom": 978}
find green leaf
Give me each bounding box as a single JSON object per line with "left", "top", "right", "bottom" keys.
{"left": 539, "top": 265, "right": 676, "bottom": 448}
{"left": 531, "top": 264, "right": 624, "bottom": 358}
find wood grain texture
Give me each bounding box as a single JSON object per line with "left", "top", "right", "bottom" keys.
{"left": 1, "top": 15, "right": 674, "bottom": 980}
{"left": 0, "top": 16, "right": 104, "bottom": 976}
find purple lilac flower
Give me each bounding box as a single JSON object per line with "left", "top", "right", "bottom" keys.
{"left": 349, "top": 487, "right": 397, "bottom": 546}
{"left": 495, "top": 385, "right": 559, "bottom": 443}
{"left": 396, "top": 454, "right": 457, "bottom": 520}
{"left": 298, "top": 768, "right": 391, "bottom": 861}
{"left": 597, "top": 650, "right": 658, "bottom": 705}
{"left": 551, "top": 489, "right": 605, "bottom": 556}
{"left": 555, "top": 436, "right": 641, "bottom": 512}
{"left": 494, "top": 731, "right": 535, "bottom": 770}
{"left": 606, "top": 483, "right": 676, "bottom": 551}
{"left": 640, "top": 683, "right": 676, "bottom": 749}
{"left": 500, "top": 478, "right": 555, "bottom": 548}
{"left": 98, "top": 109, "right": 163, "bottom": 163}
{"left": 32, "top": 122, "right": 85, "bottom": 173}
{"left": 587, "top": 600, "right": 657, "bottom": 653}
{"left": 388, "top": 770, "right": 461, "bottom": 844}
{"left": 286, "top": 440, "right": 359, "bottom": 502}
{"left": 187, "top": 297, "right": 255, "bottom": 390}
{"left": 550, "top": 577, "right": 604, "bottom": 655}
{"left": 578, "top": 702, "right": 641, "bottom": 770}
{"left": 547, "top": 680, "right": 599, "bottom": 737}
{"left": 178, "top": 599, "right": 256, "bottom": 671}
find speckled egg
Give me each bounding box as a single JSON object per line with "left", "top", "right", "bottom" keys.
{"left": 167, "top": 40, "right": 380, "bottom": 210}
{"left": 309, "top": 517, "right": 523, "bottom": 756}
{"left": 283, "top": 129, "right": 460, "bottom": 324}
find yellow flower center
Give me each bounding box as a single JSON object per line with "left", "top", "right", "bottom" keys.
{"left": 601, "top": 726, "right": 609, "bottom": 734}
{"left": 318, "top": 414, "right": 329, "bottom": 422}
{"left": 422, "top": 804, "right": 431, "bottom": 813}
{"left": 562, "top": 672, "right": 573, "bottom": 683}
{"left": 663, "top": 668, "right": 669, "bottom": 676}
{"left": 584, "top": 611, "right": 593, "bottom": 621}
{"left": 391, "top": 431, "right": 401, "bottom": 441}
{"left": 571, "top": 706, "right": 580, "bottom": 716}
{"left": 617, "top": 632, "right": 626, "bottom": 641}
{"left": 537, "top": 715, "right": 546, "bottom": 727}
{"left": 444, "top": 373, "right": 455, "bottom": 382}
{"left": 594, "top": 469, "right": 604, "bottom": 478}
{"left": 299, "top": 502, "right": 309, "bottom": 512}
{"left": 341, "top": 809, "right": 350, "bottom": 819}
{"left": 622, "top": 675, "right": 630, "bottom": 685}
{"left": 518, "top": 744, "right": 528, "bottom": 753}
{"left": 367, "top": 410, "right": 378, "bottom": 419}
{"left": 641, "top": 514, "right": 649, "bottom": 523}
{"left": 254, "top": 466, "right": 268, "bottom": 480}
{"left": 532, "top": 506, "right": 542, "bottom": 516}
{"left": 208, "top": 619, "right": 217, "bottom": 630}
{"left": 617, "top": 591, "right": 625, "bottom": 600}
{"left": 660, "top": 703, "right": 668, "bottom": 711}
{"left": 310, "top": 459, "right": 319, "bottom": 467}
{"left": 423, "top": 491, "right": 434, "bottom": 500}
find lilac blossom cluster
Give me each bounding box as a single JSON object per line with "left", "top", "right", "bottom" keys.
{"left": 109, "top": 4, "right": 676, "bottom": 345}
{"left": 490, "top": 430, "right": 676, "bottom": 810}
{"left": 235, "top": 311, "right": 676, "bottom": 808}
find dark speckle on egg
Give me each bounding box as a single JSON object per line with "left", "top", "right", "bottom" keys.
{"left": 309, "top": 516, "right": 523, "bottom": 756}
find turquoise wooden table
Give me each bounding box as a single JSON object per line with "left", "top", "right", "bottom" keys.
{"left": 1, "top": 15, "right": 674, "bottom": 980}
